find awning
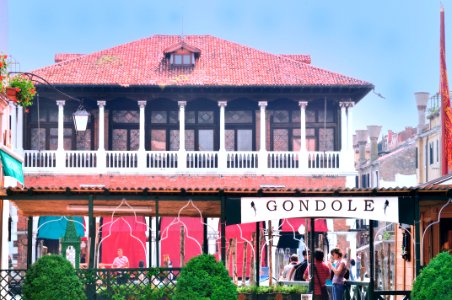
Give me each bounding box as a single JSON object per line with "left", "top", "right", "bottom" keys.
{"left": 0, "top": 148, "right": 24, "bottom": 185}
{"left": 276, "top": 232, "right": 303, "bottom": 249}
{"left": 37, "top": 216, "right": 85, "bottom": 239}
{"left": 281, "top": 218, "right": 328, "bottom": 233}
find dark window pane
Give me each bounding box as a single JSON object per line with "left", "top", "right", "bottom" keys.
{"left": 273, "top": 110, "right": 289, "bottom": 123}
{"left": 199, "top": 130, "right": 214, "bottom": 151}
{"left": 151, "top": 111, "right": 167, "bottom": 124}
{"left": 237, "top": 130, "right": 252, "bottom": 151}
{"left": 31, "top": 128, "right": 46, "bottom": 150}
{"left": 226, "top": 111, "right": 252, "bottom": 123}
{"left": 273, "top": 129, "right": 288, "bottom": 151}
{"left": 112, "top": 110, "right": 139, "bottom": 124}
{"left": 169, "top": 111, "right": 178, "bottom": 124}
{"left": 319, "top": 128, "right": 334, "bottom": 151}
{"left": 76, "top": 129, "right": 91, "bottom": 150}
{"left": 112, "top": 129, "right": 128, "bottom": 150}
{"left": 151, "top": 130, "right": 166, "bottom": 151}
{"left": 306, "top": 110, "right": 316, "bottom": 122}
{"left": 292, "top": 111, "right": 300, "bottom": 123}
{"left": 185, "top": 130, "right": 195, "bottom": 151}
{"left": 318, "top": 109, "right": 334, "bottom": 122}
{"left": 170, "top": 130, "right": 179, "bottom": 151}
{"left": 186, "top": 111, "right": 196, "bottom": 124}
{"left": 130, "top": 129, "right": 139, "bottom": 151}
{"left": 198, "top": 111, "right": 214, "bottom": 124}
{"left": 225, "top": 130, "right": 235, "bottom": 151}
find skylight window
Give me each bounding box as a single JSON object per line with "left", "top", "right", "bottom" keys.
{"left": 171, "top": 52, "right": 194, "bottom": 66}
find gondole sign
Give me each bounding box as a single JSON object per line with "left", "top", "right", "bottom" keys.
{"left": 226, "top": 197, "right": 404, "bottom": 225}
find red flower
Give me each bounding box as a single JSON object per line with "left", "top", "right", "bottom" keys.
{"left": 25, "top": 108, "right": 29, "bottom": 113}
{"left": 15, "top": 87, "right": 20, "bottom": 92}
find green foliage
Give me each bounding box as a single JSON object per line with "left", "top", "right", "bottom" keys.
{"left": 8, "top": 75, "right": 36, "bottom": 107}
{"left": 0, "top": 54, "right": 7, "bottom": 93}
{"left": 238, "top": 285, "right": 308, "bottom": 295}
{"left": 103, "top": 284, "right": 173, "bottom": 300}
{"left": 412, "top": 252, "right": 452, "bottom": 300}
{"left": 22, "top": 255, "right": 86, "bottom": 300}
{"left": 173, "top": 254, "right": 237, "bottom": 300}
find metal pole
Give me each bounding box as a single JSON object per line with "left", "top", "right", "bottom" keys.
{"left": 414, "top": 193, "right": 421, "bottom": 275}
{"left": 368, "top": 219, "right": 375, "bottom": 299}
{"left": 203, "top": 217, "right": 208, "bottom": 254}
{"left": 156, "top": 198, "right": 160, "bottom": 267}
{"left": 256, "top": 221, "right": 260, "bottom": 287}
{"left": 26, "top": 216, "right": 33, "bottom": 269}
{"left": 88, "top": 195, "right": 95, "bottom": 269}
{"left": 148, "top": 216, "right": 152, "bottom": 267}
{"left": 309, "top": 218, "right": 315, "bottom": 293}
{"left": 221, "top": 196, "right": 226, "bottom": 266}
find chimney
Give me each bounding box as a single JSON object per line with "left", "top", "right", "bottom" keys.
{"left": 415, "top": 92, "right": 429, "bottom": 132}
{"left": 367, "top": 125, "right": 382, "bottom": 161}
{"left": 356, "top": 130, "right": 369, "bottom": 164}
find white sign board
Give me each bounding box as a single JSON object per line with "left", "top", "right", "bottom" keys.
{"left": 241, "top": 197, "right": 399, "bottom": 223}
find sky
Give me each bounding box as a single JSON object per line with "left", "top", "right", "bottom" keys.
{"left": 0, "top": 0, "right": 449, "bottom": 138}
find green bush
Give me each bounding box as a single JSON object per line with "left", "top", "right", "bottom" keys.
{"left": 174, "top": 254, "right": 237, "bottom": 300}
{"left": 22, "top": 255, "right": 86, "bottom": 300}
{"left": 412, "top": 251, "right": 452, "bottom": 300}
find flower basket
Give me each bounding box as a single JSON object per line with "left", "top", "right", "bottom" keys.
{"left": 6, "top": 87, "right": 17, "bottom": 102}
{"left": 7, "top": 75, "right": 36, "bottom": 108}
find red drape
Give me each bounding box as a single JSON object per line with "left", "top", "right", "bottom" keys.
{"left": 100, "top": 216, "right": 147, "bottom": 268}
{"left": 441, "top": 7, "right": 452, "bottom": 175}
{"left": 160, "top": 217, "right": 204, "bottom": 267}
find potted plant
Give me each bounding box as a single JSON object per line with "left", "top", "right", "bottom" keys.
{"left": 412, "top": 252, "right": 452, "bottom": 300}
{"left": 22, "top": 255, "right": 86, "bottom": 300}
{"left": 173, "top": 254, "right": 237, "bottom": 300}
{"left": 237, "top": 285, "right": 258, "bottom": 300}
{"left": 6, "top": 75, "right": 36, "bottom": 108}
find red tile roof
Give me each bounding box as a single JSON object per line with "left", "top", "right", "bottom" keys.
{"left": 54, "top": 53, "right": 83, "bottom": 63}
{"left": 280, "top": 54, "right": 312, "bottom": 64}
{"left": 33, "top": 35, "right": 372, "bottom": 88}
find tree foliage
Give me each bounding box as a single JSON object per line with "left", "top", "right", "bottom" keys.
{"left": 23, "top": 255, "right": 86, "bottom": 300}
{"left": 173, "top": 254, "right": 237, "bottom": 300}
{"left": 411, "top": 252, "right": 452, "bottom": 300}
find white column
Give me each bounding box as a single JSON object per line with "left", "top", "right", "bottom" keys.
{"left": 218, "top": 101, "right": 227, "bottom": 170}
{"left": 178, "top": 101, "right": 187, "bottom": 170}
{"left": 9, "top": 102, "right": 17, "bottom": 150}
{"left": 298, "top": 101, "right": 308, "bottom": 170}
{"left": 97, "top": 100, "right": 106, "bottom": 170}
{"left": 16, "top": 105, "right": 24, "bottom": 154}
{"left": 339, "top": 101, "right": 348, "bottom": 152}
{"left": 347, "top": 102, "right": 354, "bottom": 152}
{"left": 138, "top": 100, "right": 147, "bottom": 170}
{"left": 56, "top": 100, "right": 65, "bottom": 169}
{"left": 258, "top": 101, "right": 267, "bottom": 173}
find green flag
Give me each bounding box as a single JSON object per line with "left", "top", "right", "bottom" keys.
{"left": 0, "top": 149, "right": 24, "bottom": 185}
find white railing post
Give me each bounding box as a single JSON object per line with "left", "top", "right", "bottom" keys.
{"left": 9, "top": 102, "right": 17, "bottom": 150}
{"left": 298, "top": 101, "right": 308, "bottom": 171}
{"left": 347, "top": 101, "right": 355, "bottom": 171}
{"left": 97, "top": 100, "right": 106, "bottom": 171}
{"left": 218, "top": 101, "right": 227, "bottom": 171}
{"left": 339, "top": 101, "right": 348, "bottom": 170}
{"left": 138, "top": 100, "right": 147, "bottom": 170}
{"left": 16, "top": 105, "right": 24, "bottom": 155}
{"left": 178, "top": 101, "right": 187, "bottom": 171}
{"left": 56, "top": 100, "right": 65, "bottom": 169}
{"left": 258, "top": 101, "right": 267, "bottom": 173}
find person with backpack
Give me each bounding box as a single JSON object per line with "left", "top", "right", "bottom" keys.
{"left": 289, "top": 250, "right": 310, "bottom": 281}
{"left": 280, "top": 254, "right": 299, "bottom": 280}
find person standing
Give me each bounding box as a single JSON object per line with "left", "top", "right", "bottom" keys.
{"left": 280, "top": 254, "right": 298, "bottom": 280}
{"left": 290, "top": 250, "right": 310, "bottom": 281}
{"left": 327, "top": 248, "right": 347, "bottom": 300}
{"left": 303, "top": 249, "right": 330, "bottom": 300}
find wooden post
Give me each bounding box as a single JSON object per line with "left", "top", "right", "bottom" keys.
{"left": 226, "top": 238, "right": 233, "bottom": 275}
{"left": 387, "top": 245, "right": 391, "bottom": 294}
{"left": 268, "top": 220, "right": 273, "bottom": 286}
{"left": 249, "top": 233, "right": 255, "bottom": 286}
{"left": 180, "top": 226, "right": 185, "bottom": 267}
{"left": 360, "top": 251, "right": 366, "bottom": 281}
{"left": 232, "top": 238, "right": 238, "bottom": 285}
{"left": 242, "top": 241, "right": 247, "bottom": 286}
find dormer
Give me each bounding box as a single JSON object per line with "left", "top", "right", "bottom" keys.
{"left": 164, "top": 41, "right": 201, "bottom": 67}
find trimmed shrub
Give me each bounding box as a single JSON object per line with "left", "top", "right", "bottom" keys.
{"left": 22, "top": 255, "right": 86, "bottom": 300}
{"left": 174, "top": 254, "right": 237, "bottom": 300}
{"left": 412, "top": 251, "right": 452, "bottom": 300}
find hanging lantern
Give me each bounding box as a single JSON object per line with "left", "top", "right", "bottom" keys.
{"left": 73, "top": 105, "right": 90, "bottom": 132}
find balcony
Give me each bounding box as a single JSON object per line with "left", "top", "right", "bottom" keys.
{"left": 23, "top": 150, "right": 353, "bottom": 176}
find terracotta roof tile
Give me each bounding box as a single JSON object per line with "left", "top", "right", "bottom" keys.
{"left": 32, "top": 35, "right": 372, "bottom": 88}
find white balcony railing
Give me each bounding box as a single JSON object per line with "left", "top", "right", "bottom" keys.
{"left": 23, "top": 150, "right": 350, "bottom": 175}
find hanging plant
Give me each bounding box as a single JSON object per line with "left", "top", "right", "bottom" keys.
{"left": 0, "top": 54, "right": 7, "bottom": 93}
{"left": 7, "top": 75, "right": 36, "bottom": 108}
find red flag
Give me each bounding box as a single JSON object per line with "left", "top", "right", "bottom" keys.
{"left": 441, "top": 7, "right": 452, "bottom": 175}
